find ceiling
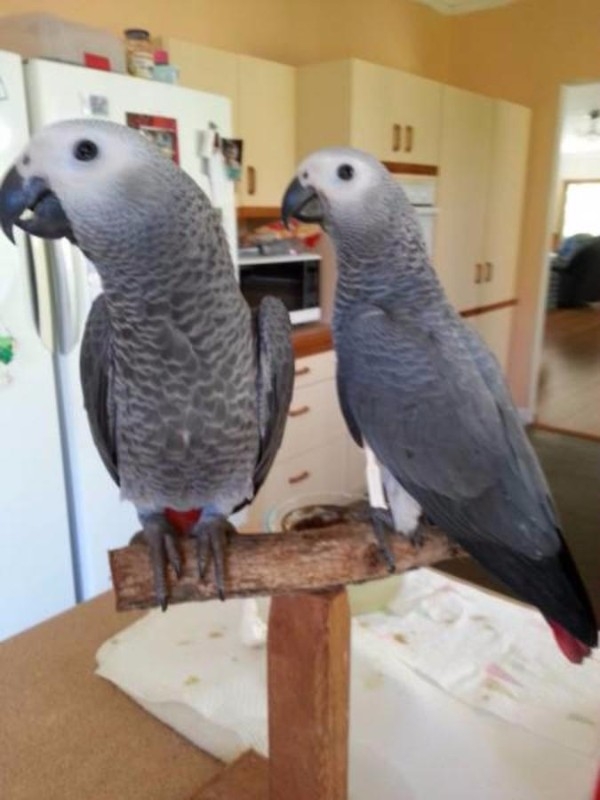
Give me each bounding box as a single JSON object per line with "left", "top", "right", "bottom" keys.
{"left": 561, "top": 84, "right": 600, "bottom": 156}
{"left": 411, "top": 0, "right": 518, "bottom": 15}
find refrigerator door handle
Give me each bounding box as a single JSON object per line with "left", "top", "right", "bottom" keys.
{"left": 49, "top": 239, "right": 86, "bottom": 355}
{"left": 24, "top": 233, "right": 57, "bottom": 354}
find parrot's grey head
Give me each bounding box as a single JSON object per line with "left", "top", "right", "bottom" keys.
{"left": 0, "top": 119, "right": 185, "bottom": 257}
{"left": 281, "top": 147, "right": 406, "bottom": 240}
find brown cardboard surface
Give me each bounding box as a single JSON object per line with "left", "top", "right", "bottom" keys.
{"left": 0, "top": 593, "right": 222, "bottom": 800}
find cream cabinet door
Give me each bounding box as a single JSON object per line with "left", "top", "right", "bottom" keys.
{"left": 165, "top": 40, "right": 239, "bottom": 127}
{"left": 348, "top": 60, "right": 390, "bottom": 160}
{"left": 480, "top": 100, "right": 530, "bottom": 306}
{"left": 472, "top": 306, "right": 515, "bottom": 375}
{"left": 435, "top": 86, "right": 494, "bottom": 311}
{"left": 385, "top": 69, "right": 442, "bottom": 165}
{"left": 237, "top": 55, "right": 296, "bottom": 207}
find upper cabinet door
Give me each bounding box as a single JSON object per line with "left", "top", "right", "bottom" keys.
{"left": 480, "top": 100, "right": 531, "bottom": 305}
{"left": 348, "top": 61, "right": 390, "bottom": 160}
{"left": 237, "top": 55, "right": 296, "bottom": 208}
{"left": 434, "top": 86, "right": 494, "bottom": 311}
{"left": 385, "top": 69, "right": 443, "bottom": 165}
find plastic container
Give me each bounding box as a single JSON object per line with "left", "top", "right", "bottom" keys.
{"left": 124, "top": 28, "right": 154, "bottom": 79}
{"left": 152, "top": 49, "right": 179, "bottom": 84}
{"left": 0, "top": 13, "right": 126, "bottom": 72}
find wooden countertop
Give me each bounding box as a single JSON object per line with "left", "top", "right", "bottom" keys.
{"left": 0, "top": 594, "right": 222, "bottom": 800}
{"left": 291, "top": 322, "right": 332, "bottom": 359}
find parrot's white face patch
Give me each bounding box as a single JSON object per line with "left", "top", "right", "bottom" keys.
{"left": 296, "top": 147, "right": 389, "bottom": 215}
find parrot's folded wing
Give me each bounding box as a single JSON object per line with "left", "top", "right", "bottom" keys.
{"left": 250, "top": 296, "right": 294, "bottom": 497}
{"left": 336, "top": 303, "right": 559, "bottom": 559}
{"left": 80, "top": 293, "right": 119, "bottom": 485}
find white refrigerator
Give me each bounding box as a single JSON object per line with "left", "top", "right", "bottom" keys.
{"left": 0, "top": 51, "right": 237, "bottom": 639}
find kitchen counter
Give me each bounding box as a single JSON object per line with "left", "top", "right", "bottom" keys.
{"left": 291, "top": 321, "right": 332, "bottom": 358}
{"left": 0, "top": 593, "right": 221, "bottom": 800}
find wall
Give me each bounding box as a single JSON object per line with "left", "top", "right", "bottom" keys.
{"left": 0, "top": 0, "right": 450, "bottom": 80}
{"left": 447, "top": 0, "right": 600, "bottom": 409}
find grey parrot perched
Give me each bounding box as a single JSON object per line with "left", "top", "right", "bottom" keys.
{"left": 282, "top": 147, "right": 598, "bottom": 663}
{"left": 0, "top": 119, "right": 294, "bottom": 606}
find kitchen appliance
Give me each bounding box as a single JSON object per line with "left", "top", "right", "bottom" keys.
{"left": 0, "top": 50, "right": 237, "bottom": 638}
{"left": 393, "top": 174, "right": 438, "bottom": 257}
{"left": 238, "top": 252, "right": 321, "bottom": 325}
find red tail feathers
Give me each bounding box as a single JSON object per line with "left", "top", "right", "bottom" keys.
{"left": 547, "top": 619, "right": 592, "bottom": 664}
{"left": 165, "top": 507, "right": 202, "bottom": 535}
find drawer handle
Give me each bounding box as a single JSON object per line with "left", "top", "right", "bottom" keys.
{"left": 294, "top": 365, "right": 311, "bottom": 377}
{"left": 475, "top": 263, "right": 483, "bottom": 284}
{"left": 485, "top": 261, "right": 493, "bottom": 282}
{"left": 405, "top": 125, "right": 414, "bottom": 153}
{"left": 288, "top": 470, "right": 310, "bottom": 485}
{"left": 392, "top": 123, "right": 402, "bottom": 153}
{"left": 289, "top": 404, "right": 310, "bottom": 418}
{"left": 247, "top": 166, "right": 256, "bottom": 196}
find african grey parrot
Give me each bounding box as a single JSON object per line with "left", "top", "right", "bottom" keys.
{"left": 0, "top": 119, "right": 294, "bottom": 606}
{"left": 282, "top": 147, "right": 597, "bottom": 662}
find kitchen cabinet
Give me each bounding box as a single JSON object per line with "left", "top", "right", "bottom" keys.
{"left": 297, "top": 59, "right": 442, "bottom": 165}
{"left": 435, "top": 87, "right": 530, "bottom": 312}
{"left": 237, "top": 55, "right": 296, "bottom": 208}
{"left": 245, "top": 350, "right": 366, "bottom": 530}
{"left": 164, "top": 39, "right": 239, "bottom": 128}
{"left": 167, "top": 41, "right": 296, "bottom": 209}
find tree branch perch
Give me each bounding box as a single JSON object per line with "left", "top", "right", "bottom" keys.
{"left": 109, "top": 522, "right": 465, "bottom": 611}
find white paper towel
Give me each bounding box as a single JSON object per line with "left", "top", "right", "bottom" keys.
{"left": 96, "top": 570, "right": 600, "bottom": 799}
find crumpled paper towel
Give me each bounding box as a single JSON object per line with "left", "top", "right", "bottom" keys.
{"left": 96, "top": 570, "right": 600, "bottom": 799}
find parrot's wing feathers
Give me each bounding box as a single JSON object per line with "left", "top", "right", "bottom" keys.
{"left": 337, "top": 304, "right": 560, "bottom": 558}
{"left": 251, "top": 296, "right": 294, "bottom": 496}
{"left": 79, "top": 293, "right": 119, "bottom": 485}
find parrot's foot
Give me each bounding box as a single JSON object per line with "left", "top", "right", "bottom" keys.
{"left": 370, "top": 507, "right": 397, "bottom": 573}
{"left": 192, "top": 515, "right": 236, "bottom": 600}
{"left": 131, "top": 515, "right": 182, "bottom": 611}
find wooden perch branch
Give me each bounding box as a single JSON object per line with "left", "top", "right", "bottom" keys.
{"left": 109, "top": 522, "right": 464, "bottom": 611}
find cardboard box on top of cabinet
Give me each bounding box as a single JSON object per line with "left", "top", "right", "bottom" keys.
{"left": 0, "top": 13, "right": 126, "bottom": 73}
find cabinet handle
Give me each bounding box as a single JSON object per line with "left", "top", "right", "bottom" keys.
{"left": 485, "top": 261, "right": 493, "bottom": 282}
{"left": 247, "top": 166, "right": 256, "bottom": 196}
{"left": 288, "top": 470, "right": 310, "bottom": 485}
{"left": 294, "top": 365, "right": 311, "bottom": 377}
{"left": 405, "top": 124, "right": 414, "bottom": 153}
{"left": 392, "top": 124, "right": 402, "bottom": 153}
{"left": 475, "top": 263, "right": 483, "bottom": 284}
{"left": 289, "top": 404, "right": 310, "bottom": 418}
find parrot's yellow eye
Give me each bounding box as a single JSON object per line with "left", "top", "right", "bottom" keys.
{"left": 337, "top": 164, "right": 354, "bottom": 181}
{"left": 74, "top": 139, "right": 99, "bottom": 162}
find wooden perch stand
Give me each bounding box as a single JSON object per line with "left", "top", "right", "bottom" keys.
{"left": 109, "top": 521, "right": 463, "bottom": 800}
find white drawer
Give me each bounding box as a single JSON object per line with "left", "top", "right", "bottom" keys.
{"left": 278, "top": 379, "right": 346, "bottom": 462}
{"left": 293, "top": 350, "right": 336, "bottom": 389}
{"left": 254, "top": 439, "right": 348, "bottom": 529}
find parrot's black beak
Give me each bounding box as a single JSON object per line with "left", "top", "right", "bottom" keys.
{"left": 0, "top": 167, "right": 74, "bottom": 243}
{"left": 281, "top": 177, "right": 324, "bottom": 229}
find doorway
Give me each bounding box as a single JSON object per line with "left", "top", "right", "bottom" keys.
{"left": 535, "top": 84, "right": 600, "bottom": 440}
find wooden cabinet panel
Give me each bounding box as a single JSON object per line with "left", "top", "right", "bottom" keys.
{"left": 237, "top": 55, "right": 296, "bottom": 207}
{"left": 385, "top": 68, "right": 442, "bottom": 165}
{"left": 434, "top": 86, "right": 494, "bottom": 310}
{"left": 278, "top": 379, "right": 346, "bottom": 463}
{"left": 480, "top": 100, "right": 530, "bottom": 305}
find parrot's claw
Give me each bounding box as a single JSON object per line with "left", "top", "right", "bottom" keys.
{"left": 192, "top": 516, "right": 235, "bottom": 600}
{"left": 370, "top": 507, "right": 397, "bottom": 573}
{"left": 131, "top": 516, "right": 182, "bottom": 611}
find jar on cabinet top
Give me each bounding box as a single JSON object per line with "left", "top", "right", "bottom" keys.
{"left": 124, "top": 29, "right": 154, "bottom": 79}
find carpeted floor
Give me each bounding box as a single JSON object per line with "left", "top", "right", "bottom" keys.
{"left": 438, "top": 428, "right": 600, "bottom": 619}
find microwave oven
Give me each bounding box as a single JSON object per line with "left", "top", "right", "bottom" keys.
{"left": 237, "top": 253, "right": 321, "bottom": 325}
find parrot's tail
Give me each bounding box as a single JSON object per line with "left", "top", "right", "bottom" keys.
{"left": 546, "top": 619, "right": 593, "bottom": 664}
{"left": 165, "top": 507, "right": 202, "bottom": 535}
